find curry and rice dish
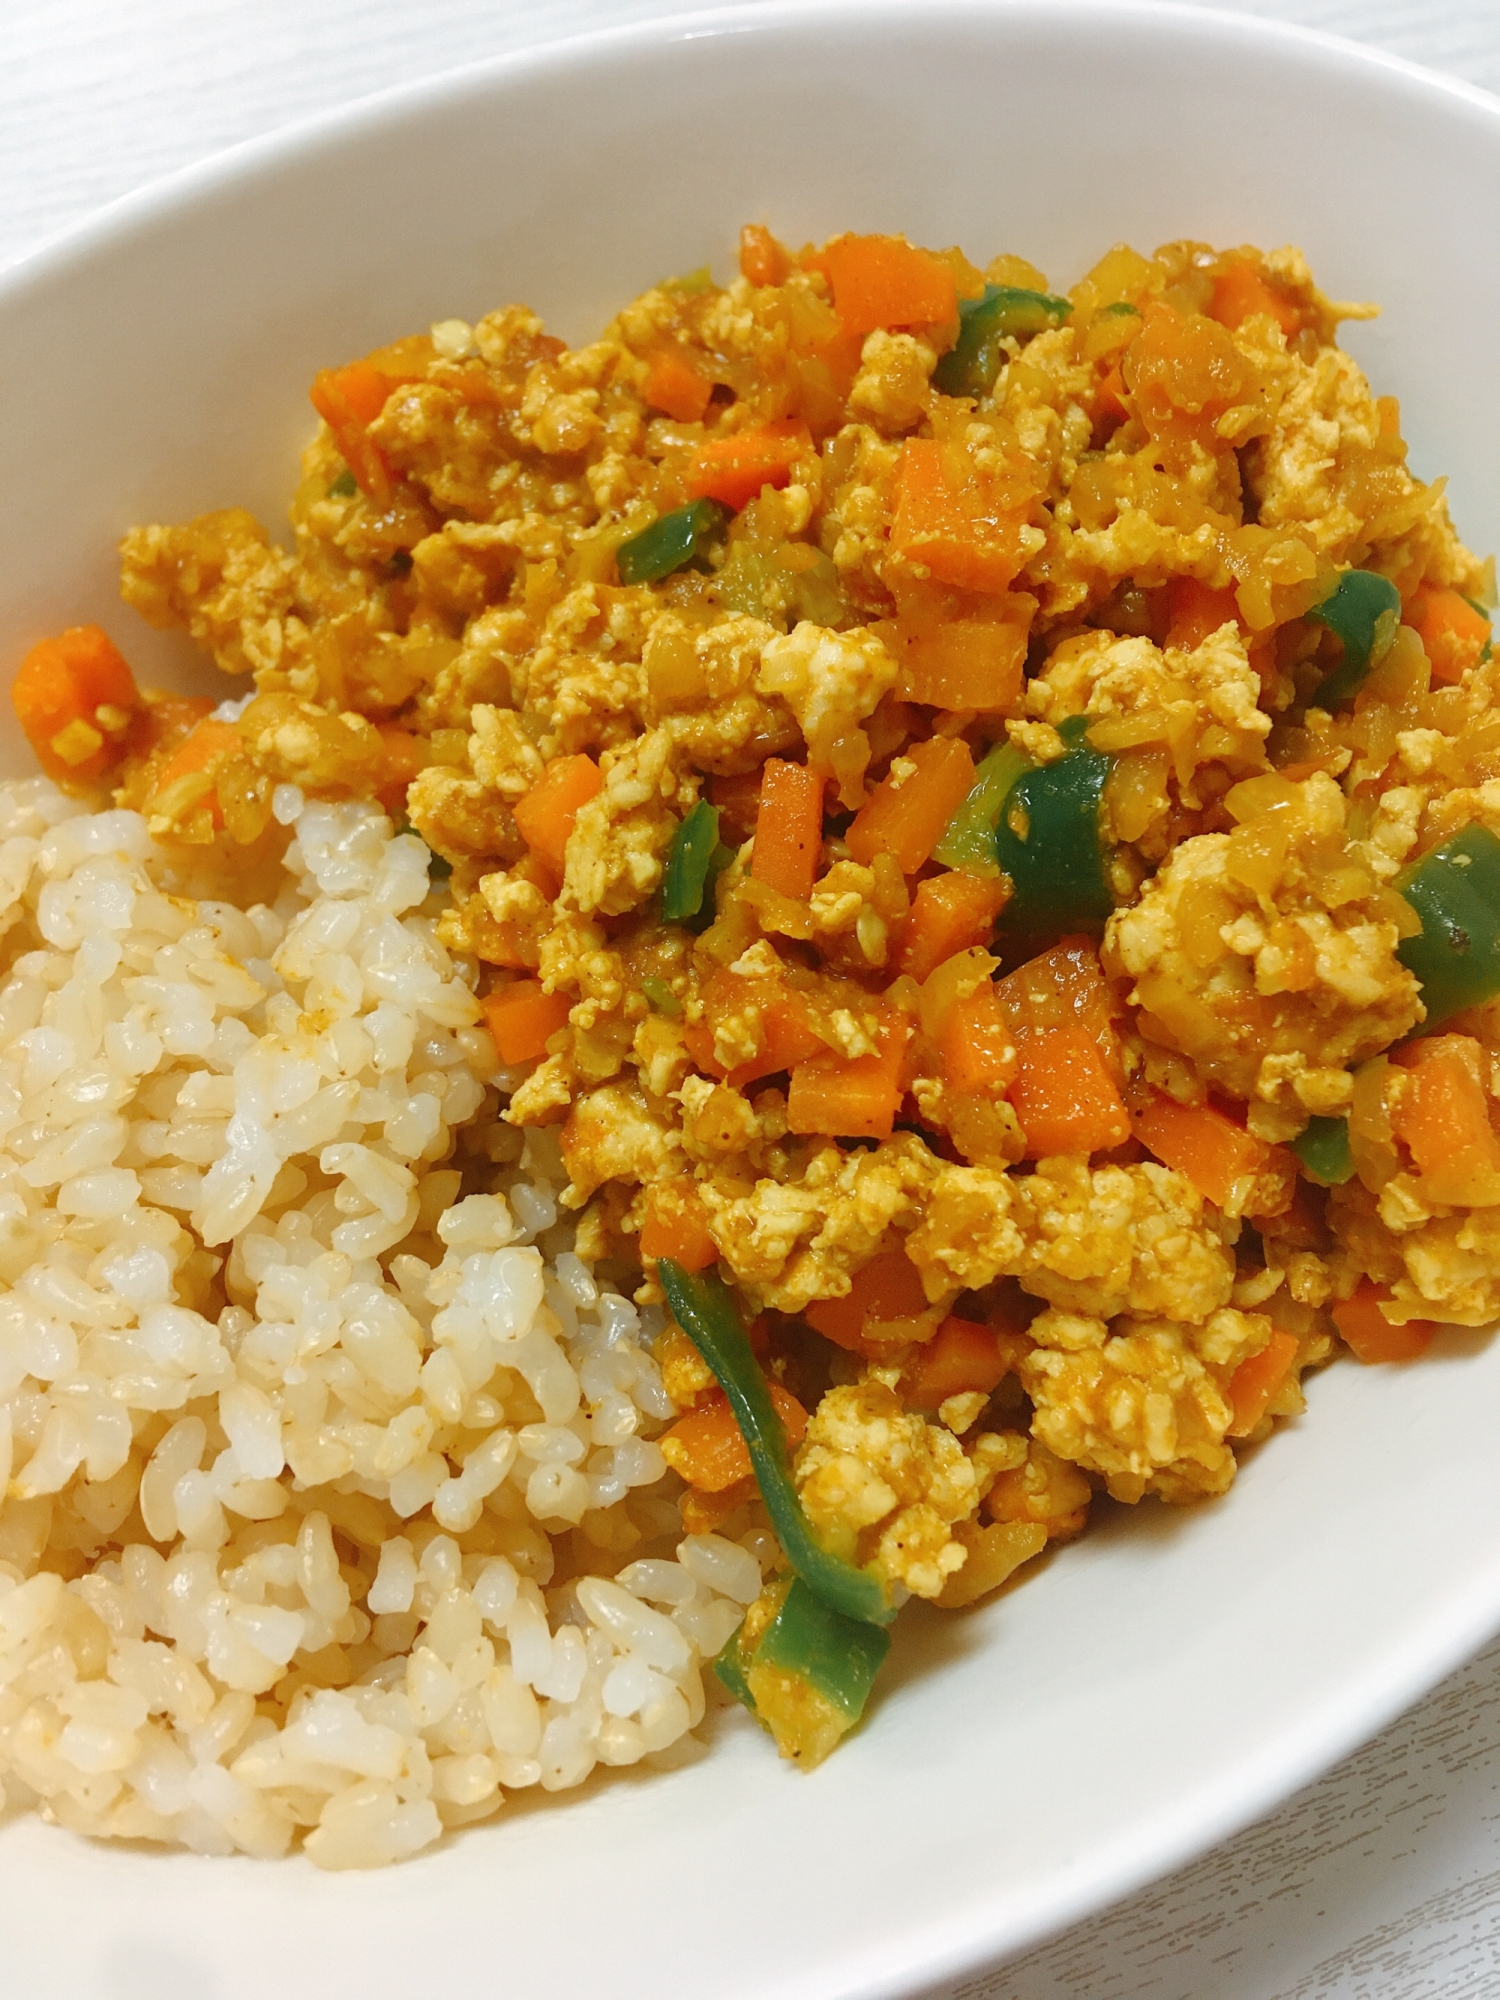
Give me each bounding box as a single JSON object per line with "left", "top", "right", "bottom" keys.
{"left": 1, "top": 220, "right": 1496, "bottom": 1863}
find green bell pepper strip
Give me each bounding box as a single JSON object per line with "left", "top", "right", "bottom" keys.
{"left": 933, "top": 284, "right": 1073, "bottom": 399}
{"left": 660, "top": 801, "right": 721, "bottom": 923}
{"left": 995, "top": 715, "right": 1114, "bottom": 944}
{"left": 617, "top": 499, "right": 728, "bottom": 586}
{"left": 932, "top": 742, "right": 1030, "bottom": 876}
{"left": 1291, "top": 1115, "right": 1355, "bottom": 1186}
{"left": 657, "top": 1260, "right": 894, "bottom": 1627}
{"left": 750, "top": 1577, "right": 891, "bottom": 1721}
{"left": 1395, "top": 823, "right": 1500, "bottom": 1029}
{"left": 1308, "top": 569, "right": 1402, "bottom": 708}
{"left": 712, "top": 1621, "right": 759, "bottom": 1713}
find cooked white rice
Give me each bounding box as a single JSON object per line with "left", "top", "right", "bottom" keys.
{"left": 0, "top": 779, "right": 764, "bottom": 1867}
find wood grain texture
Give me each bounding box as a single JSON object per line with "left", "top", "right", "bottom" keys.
{"left": 966, "top": 1634, "right": 1500, "bottom": 1996}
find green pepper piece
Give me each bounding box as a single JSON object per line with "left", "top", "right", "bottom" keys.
{"left": 664, "top": 265, "right": 716, "bottom": 296}
{"left": 1308, "top": 569, "right": 1402, "bottom": 708}
{"left": 657, "top": 1260, "right": 894, "bottom": 1626}
{"left": 617, "top": 500, "right": 728, "bottom": 587}
{"left": 1099, "top": 301, "right": 1142, "bottom": 319}
{"left": 933, "top": 284, "right": 1072, "bottom": 399}
{"left": 932, "top": 741, "right": 1029, "bottom": 876}
{"left": 660, "top": 800, "right": 721, "bottom": 923}
{"left": 328, "top": 467, "right": 357, "bottom": 499}
{"left": 1396, "top": 823, "right": 1500, "bottom": 1028}
{"left": 641, "top": 976, "right": 683, "bottom": 1018}
{"left": 995, "top": 715, "right": 1113, "bottom": 945}
{"left": 1291, "top": 1115, "right": 1355, "bottom": 1186}
{"left": 752, "top": 1576, "right": 891, "bottom": 1721}
{"left": 712, "top": 1621, "right": 759, "bottom": 1713}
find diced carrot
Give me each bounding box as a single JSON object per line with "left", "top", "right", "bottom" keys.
{"left": 906, "top": 1317, "right": 1011, "bottom": 1407}
{"left": 11, "top": 624, "right": 143, "bottom": 784}
{"left": 1008, "top": 1024, "right": 1130, "bottom": 1158}
{"left": 138, "top": 694, "right": 214, "bottom": 762}
{"left": 888, "top": 438, "right": 1034, "bottom": 596}
{"left": 1095, "top": 360, "right": 1128, "bottom": 423}
{"left": 739, "top": 223, "right": 790, "bottom": 288}
{"left": 896, "top": 620, "right": 1027, "bottom": 712}
{"left": 685, "top": 970, "right": 828, "bottom": 1086}
{"left": 940, "top": 978, "right": 1018, "bottom": 1095}
{"left": 786, "top": 1013, "right": 912, "bottom": 1141}
{"left": 994, "top": 937, "right": 1116, "bottom": 1050}
{"left": 483, "top": 979, "right": 571, "bottom": 1064}
{"left": 731, "top": 991, "right": 827, "bottom": 1088}
{"left": 685, "top": 419, "right": 808, "bottom": 512}
{"left": 806, "top": 1246, "right": 931, "bottom": 1350}
{"left": 376, "top": 724, "right": 427, "bottom": 818}
{"left": 1209, "top": 258, "right": 1301, "bottom": 339}
{"left": 643, "top": 348, "right": 713, "bottom": 424}
{"left": 1332, "top": 1279, "right": 1436, "bottom": 1363}
{"left": 1163, "top": 576, "right": 1242, "bottom": 651}
{"left": 147, "top": 715, "right": 242, "bottom": 828}
{"left": 752, "top": 758, "right": 823, "bottom": 902}
{"left": 896, "top": 871, "right": 1010, "bottom": 982}
{"left": 310, "top": 357, "right": 421, "bottom": 503}
{"left": 661, "top": 1382, "right": 807, "bottom": 1493}
{"left": 1131, "top": 1091, "right": 1284, "bottom": 1211}
{"left": 1405, "top": 586, "right": 1491, "bottom": 686}
{"left": 1391, "top": 1036, "right": 1500, "bottom": 1206}
{"left": 846, "top": 735, "right": 975, "bottom": 875}
{"left": 821, "top": 234, "right": 958, "bottom": 336}
{"left": 513, "top": 753, "right": 603, "bottom": 878}
{"left": 682, "top": 1016, "right": 721, "bottom": 1077}
{"left": 1226, "top": 1330, "right": 1299, "bottom": 1438}
{"left": 639, "top": 1178, "right": 719, "bottom": 1272}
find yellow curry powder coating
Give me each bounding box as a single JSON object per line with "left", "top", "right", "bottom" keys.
{"left": 111, "top": 227, "right": 1499, "bottom": 1629}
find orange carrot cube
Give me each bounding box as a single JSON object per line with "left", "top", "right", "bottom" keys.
{"left": 1209, "top": 258, "right": 1301, "bottom": 338}
{"left": 822, "top": 234, "right": 958, "bottom": 336}
{"left": 483, "top": 980, "right": 571, "bottom": 1064}
{"left": 660, "top": 1383, "right": 808, "bottom": 1492}
{"left": 1332, "top": 1280, "right": 1435, "bottom": 1363}
{"left": 786, "top": 1014, "right": 912, "bottom": 1141}
{"left": 939, "top": 979, "right": 1018, "bottom": 1095}
{"left": 895, "top": 871, "right": 1010, "bottom": 983}
{"left": 513, "top": 753, "right": 603, "bottom": 878}
{"left": 888, "top": 438, "right": 1034, "bottom": 596}
{"left": 1225, "top": 1330, "right": 1299, "bottom": 1437}
{"left": 685, "top": 420, "right": 807, "bottom": 512}
{"left": 643, "top": 349, "right": 713, "bottom": 423}
{"left": 905, "top": 1317, "right": 1011, "bottom": 1407}
{"left": 752, "top": 758, "right": 823, "bottom": 901}
{"left": 806, "top": 1246, "right": 931, "bottom": 1350}
{"left": 1391, "top": 1036, "right": 1500, "bottom": 1206}
{"left": 1131, "top": 1091, "right": 1282, "bottom": 1212}
{"left": 639, "top": 1179, "right": 719, "bottom": 1272}
{"left": 1008, "top": 1024, "right": 1130, "bottom": 1158}
{"left": 738, "top": 224, "right": 790, "bottom": 288}
{"left": 1405, "top": 586, "right": 1491, "bottom": 686}
{"left": 896, "top": 620, "right": 1027, "bottom": 712}
{"left": 846, "top": 735, "right": 976, "bottom": 875}
{"left": 11, "top": 624, "right": 143, "bottom": 784}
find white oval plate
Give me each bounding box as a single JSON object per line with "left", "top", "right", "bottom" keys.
{"left": 2, "top": 5, "right": 1499, "bottom": 1995}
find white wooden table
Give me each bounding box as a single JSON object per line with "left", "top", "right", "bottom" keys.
{"left": 3, "top": 4, "right": 1499, "bottom": 1993}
